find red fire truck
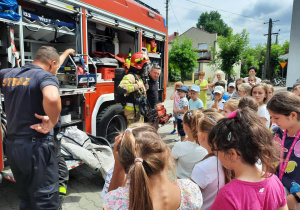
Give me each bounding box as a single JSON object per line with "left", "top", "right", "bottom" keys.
{"left": 0, "top": 0, "right": 168, "bottom": 182}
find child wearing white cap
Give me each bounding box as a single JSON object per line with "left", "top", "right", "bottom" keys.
{"left": 209, "top": 86, "right": 225, "bottom": 112}
{"left": 225, "top": 82, "right": 236, "bottom": 99}
{"left": 188, "top": 85, "right": 204, "bottom": 111}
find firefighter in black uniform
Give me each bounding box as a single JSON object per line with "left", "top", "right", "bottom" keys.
{"left": 0, "top": 46, "right": 73, "bottom": 210}
{"left": 144, "top": 64, "right": 161, "bottom": 129}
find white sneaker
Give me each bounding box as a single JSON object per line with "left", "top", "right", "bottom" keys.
{"left": 175, "top": 136, "right": 181, "bottom": 141}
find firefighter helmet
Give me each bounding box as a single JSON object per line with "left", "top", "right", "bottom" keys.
{"left": 130, "top": 52, "right": 150, "bottom": 70}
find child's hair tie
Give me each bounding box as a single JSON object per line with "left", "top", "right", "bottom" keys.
{"left": 207, "top": 116, "right": 218, "bottom": 123}
{"left": 125, "top": 128, "right": 133, "bottom": 133}
{"left": 134, "top": 158, "right": 143, "bottom": 163}
{"left": 227, "top": 110, "right": 239, "bottom": 118}
{"left": 227, "top": 132, "right": 232, "bottom": 141}
{"left": 187, "top": 112, "right": 193, "bottom": 119}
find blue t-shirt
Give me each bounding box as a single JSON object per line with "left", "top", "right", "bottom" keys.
{"left": 273, "top": 126, "right": 300, "bottom": 192}
{"left": 0, "top": 63, "right": 59, "bottom": 138}
{"left": 188, "top": 99, "right": 203, "bottom": 110}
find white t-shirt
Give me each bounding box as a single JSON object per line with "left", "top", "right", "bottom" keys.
{"left": 191, "top": 156, "right": 225, "bottom": 210}
{"left": 258, "top": 104, "right": 270, "bottom": 128}
{"left": 209, "top": 99, "right": 225, "bottom": 110}
{"left": 172, "top": 141, "right": 208, "bottom": 179}
{"left": 176, "top": 97, "right": 188, "bottom": 120}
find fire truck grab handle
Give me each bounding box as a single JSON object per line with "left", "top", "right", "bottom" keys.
{"left": 86, "top": 104, "right": 90, "bottom": 117}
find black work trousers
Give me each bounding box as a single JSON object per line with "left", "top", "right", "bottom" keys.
{"left": 53, "top": 136, "right": 69, "bottom": 191}
{"left": 6, "top": 136, "right": 59, "bottom": 210}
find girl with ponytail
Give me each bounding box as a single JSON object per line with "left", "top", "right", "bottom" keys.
{"left": 104, "top": 123, "right": 203, "bottom": 210}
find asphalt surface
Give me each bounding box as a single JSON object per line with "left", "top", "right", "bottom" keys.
{"left": 0, "top": 85, "right": 287, "bottom": 210}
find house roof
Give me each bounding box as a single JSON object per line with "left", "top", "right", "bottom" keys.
{"left": 168, "top": 33, "right": 178, "bottom": 43}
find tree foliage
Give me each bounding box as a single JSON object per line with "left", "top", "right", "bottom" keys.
{"left": 240, "top": 41, "right": 289, "bottom": 78}
{"left": 168, "top": 36, "right": 198, "bottom": 82}
{"left": 196, "top": 11, "right": 231, "bottom": 37}
{"left": 210, "top": 29, "right": 249, "bottom": 77}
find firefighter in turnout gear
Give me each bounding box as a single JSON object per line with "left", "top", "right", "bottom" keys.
{"left": 118, "top": 52, "right": 151, "bottom": 126}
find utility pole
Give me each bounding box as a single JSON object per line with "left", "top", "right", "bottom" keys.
{"left": 263, "top": 18, "right": 279, "bottom": 80}
{"left": 166, "top": 0, "right": 169, "bottom": 34}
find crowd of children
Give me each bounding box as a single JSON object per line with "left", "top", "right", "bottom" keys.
{"left": 102, "top": 72, "right": 300, "bottom": 210}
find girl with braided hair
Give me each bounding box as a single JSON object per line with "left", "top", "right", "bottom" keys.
{"left": 104, "top": 123, "right": 203, "bottom": 210}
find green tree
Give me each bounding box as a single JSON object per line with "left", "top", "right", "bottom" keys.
{"left": 241, "top": 44, "right": 264, "bottom": 78}
{"left": 169, "top": 36, "right": 198, "bottom": 82}
{"left": 196, "top": 11, "right": 231, "bottom": 37}
{"left": 240, "top": 41, "right": 289, "bottom": 79}
{"left": 210, "top": 29, "right": 249, "bottom": 78}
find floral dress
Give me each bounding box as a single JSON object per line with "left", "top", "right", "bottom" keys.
{"left": 103, "top": 179, "right": 203, "bottom": 209}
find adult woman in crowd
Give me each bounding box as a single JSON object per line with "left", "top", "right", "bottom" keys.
{"left": 195, "top": 71, "right": 208, "bottom": 109}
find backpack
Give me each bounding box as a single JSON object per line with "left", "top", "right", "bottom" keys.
{"left": 157, "top": 104, "right": 172, "bottom": 124}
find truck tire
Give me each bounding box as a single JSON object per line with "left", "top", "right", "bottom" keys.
{"left": 96, "top": 104, "right": 127, "bottom": 147}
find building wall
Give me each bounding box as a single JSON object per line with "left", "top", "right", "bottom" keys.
{"left": 168, "top": 27, "right": 241, "bottom": 83}
{"left": 287, "top": 0, "right": 300, "bottom": 87}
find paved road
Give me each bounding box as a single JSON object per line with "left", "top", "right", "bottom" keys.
{"left": 0, "top": 85, "right": 287, "bottom": 210}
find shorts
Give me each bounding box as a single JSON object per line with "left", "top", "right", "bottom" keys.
{"left": 173, "top": 114, "right": 178, "bottom": 124}
{"left": 177, "top": 119, "right": 185, "bottom": 137}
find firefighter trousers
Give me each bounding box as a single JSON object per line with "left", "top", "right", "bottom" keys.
{"left": 124, "top": 107, "right": 143, "bottom": 126}
{"left": 6, "top": 136, "right": 59, "bottom": 210}
{"left": 53, "top": 136, "right": 69, "bottom": 193}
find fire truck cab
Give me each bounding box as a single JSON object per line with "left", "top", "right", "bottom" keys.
{"left": 0, "top": 0, "right": 168, "bottom": 182}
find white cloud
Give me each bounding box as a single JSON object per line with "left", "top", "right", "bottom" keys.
{"left": 143, "top": 0, "right": 293, "bottom": 46}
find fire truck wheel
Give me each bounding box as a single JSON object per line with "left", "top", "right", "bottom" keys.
{"left": 96, "top": 104, "right": 126, "bottom": 147}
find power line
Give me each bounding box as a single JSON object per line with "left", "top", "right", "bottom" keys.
{"left": 170, "top": 4, "right": 183, "bottom": 33}
{"left": 170, "top": 4, "right": 264, "bottom": 24}
{"left": 183, "top": 0, "right": 265, "bottom": 22}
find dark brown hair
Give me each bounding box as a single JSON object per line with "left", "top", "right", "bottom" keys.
{"left": 208, "top": 108, "right": 280, "bottom": 177}
{"left": 202, "top": 108, "right": 218, "bottom": 113}
{"left": 118, "top": 123, "right": 174, "bottom": 210}
{"left": 183, "top": 110, "right": 203, "bottom": 144}
{"left": 267, "top": 91, "right": 300, "bottom": 120}
{"left": 34, "top": 46, "right": 60, "bottom": 64}
{"left": 238, "top": 96, "right": 259, "bottom": 112}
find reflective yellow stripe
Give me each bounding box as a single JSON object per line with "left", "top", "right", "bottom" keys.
{"left": 59, "top": 186, "right": 67, "bottom": 195}
{"left": 125, "top": 106, "right": 139, "bottom": 111}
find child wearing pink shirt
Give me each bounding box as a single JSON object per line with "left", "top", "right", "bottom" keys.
{"left": 209, "top": 108, "right": 287, "bottom": 210}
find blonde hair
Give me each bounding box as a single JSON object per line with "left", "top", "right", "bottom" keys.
{"left": 183, "top": 110, "right": 204, "bottom": 144}
{"left": 174, "top": 81, "right": 183, "bottom": 88}
{"left": 248, "top": 75, "right": 256, "bottom": 82}
{"left": 293, "top": 85, "right": 300, "bottom": 92}
{"left": 118, "top": 123, "right": 174, "bottom": 210}
{"left": 267, "top": 84, "right": 274, "bottom": 93}
{"left": 238, "top": 83, "right": 252, "bottom": 96}
{"left": 224, "top": 98, "right": 239, "bottom": 112}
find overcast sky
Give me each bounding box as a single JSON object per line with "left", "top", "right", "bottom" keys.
{"left": 144, "top": 0, "right": 293, "bottom": 46}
